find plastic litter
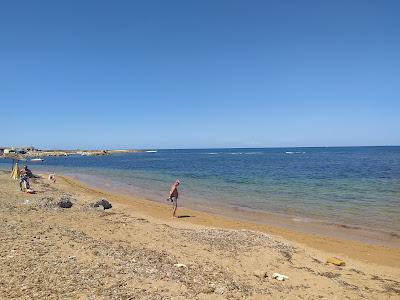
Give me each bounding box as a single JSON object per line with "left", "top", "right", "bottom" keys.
{"left": 273, "top": 273, "right": 289, "bottom": 281}
{"left": 326, "top": 257, "right": 346, "bottom": 266}
{"left": 174, "top": 263, "right": 187, "bottom": 268}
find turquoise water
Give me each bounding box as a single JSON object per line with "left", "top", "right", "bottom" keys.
{"left": 1, "top": 147, "right": 399, "bottom": 233}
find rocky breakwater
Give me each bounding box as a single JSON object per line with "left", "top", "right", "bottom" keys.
{"left": 28, "top": 151, "right": 70, "bottom": 157}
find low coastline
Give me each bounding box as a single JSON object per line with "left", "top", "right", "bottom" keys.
{"left": 1, "top": 170, "right": 399, "bottom": 298}
{"left": 0, "top": 148, "right": 145, "bottom": 158}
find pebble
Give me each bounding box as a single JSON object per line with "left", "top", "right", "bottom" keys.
{"left": 253, "top": 270, "right": 268, "bottom": 279}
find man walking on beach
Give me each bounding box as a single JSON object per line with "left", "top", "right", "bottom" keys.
{"left": 168, "top": 180, "right": 180, "bottom": 218}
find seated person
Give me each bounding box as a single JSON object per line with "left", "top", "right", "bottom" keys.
{"left": 19, "top": 169, "right": 30, "bottom": 191}
{"left": 24, "top": 165, "right": 33, "bottom": 178}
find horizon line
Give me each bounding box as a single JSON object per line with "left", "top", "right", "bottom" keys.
{"left": 4, "top": 144, "right": 399, "bottom": 151}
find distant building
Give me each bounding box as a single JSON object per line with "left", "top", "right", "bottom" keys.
{"left": 2, "top": 148, "right": 15, "bottom": 154}
{"left": 18, "top": 146, "right": 36, "bottom": 152}
{"left": 0, "top": 146, "right": 36, "bottom": 155}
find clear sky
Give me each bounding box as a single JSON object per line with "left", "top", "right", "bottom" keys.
{"left": 1, "top": 1, "right": 399, "bottom": 149}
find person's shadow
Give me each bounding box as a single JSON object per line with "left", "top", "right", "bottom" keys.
{"left": 177, "top": 215, "right": 193, "bottom": 219}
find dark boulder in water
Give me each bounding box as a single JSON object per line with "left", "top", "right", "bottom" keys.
{"left": 91, "top": 199, "right": 112, "bottom": 210}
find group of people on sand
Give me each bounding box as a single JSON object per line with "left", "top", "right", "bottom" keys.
{"left": 18, "top": 165, "right": 56, "bottom": 194}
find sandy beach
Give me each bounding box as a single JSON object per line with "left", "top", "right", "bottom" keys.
{"left": 0, "top": 170, "right": 399, "bottom": 299}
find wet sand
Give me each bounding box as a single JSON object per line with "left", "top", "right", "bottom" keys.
{"left": 66, "top": 173, "right": 400, "bottom": 265}
{"left": 0, "top": 170, "right": 399, "bottom": 299}
{"left": 67, "top": 171, "right": 400, "bottom": 249}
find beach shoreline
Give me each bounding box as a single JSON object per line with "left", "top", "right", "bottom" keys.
{"left": 60, "top": 173, "right": 400, "bottom": 268}
{"left": 64, "top": 171, "right": 400, "bottom": 250}
{"left": 1, "top": 170, "right": 399, "bottom": 299}
{"left": 2, "top": 146, "right": 399, "bottom": 240}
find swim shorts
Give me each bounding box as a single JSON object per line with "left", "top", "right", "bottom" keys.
{"left": 170, "top": 196, "right": 178, "bottom": 207}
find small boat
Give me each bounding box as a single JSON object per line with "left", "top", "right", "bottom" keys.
{"left": 30, "top": 158, "right": 44, "bottom": 162}
{"left": 145, "top": 150, "right": 157, "bottom": 153}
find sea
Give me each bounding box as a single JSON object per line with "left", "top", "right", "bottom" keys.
{"left": 1, "top": 146, "right": 399, "bottom": 238}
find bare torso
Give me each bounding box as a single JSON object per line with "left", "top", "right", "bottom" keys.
{"left": 170, "top": 185, "right": 178, "bottom": 198}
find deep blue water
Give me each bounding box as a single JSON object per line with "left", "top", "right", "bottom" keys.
{"left": 1, "top": 147, "right": 399, "bottom": 232}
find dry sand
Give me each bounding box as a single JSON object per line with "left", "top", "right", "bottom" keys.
{"left": 0, "top": 170, "right": 399, "bottom": 299}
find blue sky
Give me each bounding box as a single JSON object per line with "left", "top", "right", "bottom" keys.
{"left": 1, "top": 1, "right": 399, "bottom": 149}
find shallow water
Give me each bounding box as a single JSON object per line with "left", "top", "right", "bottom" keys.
{"left": 2, "top": 146, "right": 399, "bottom": 233}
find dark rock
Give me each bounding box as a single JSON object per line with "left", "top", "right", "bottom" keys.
{"left": 91, "top": 199, "right": 112, "bottom": 210}
{"left": 58, "top": 196, "right": 73, "bottom": 208}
